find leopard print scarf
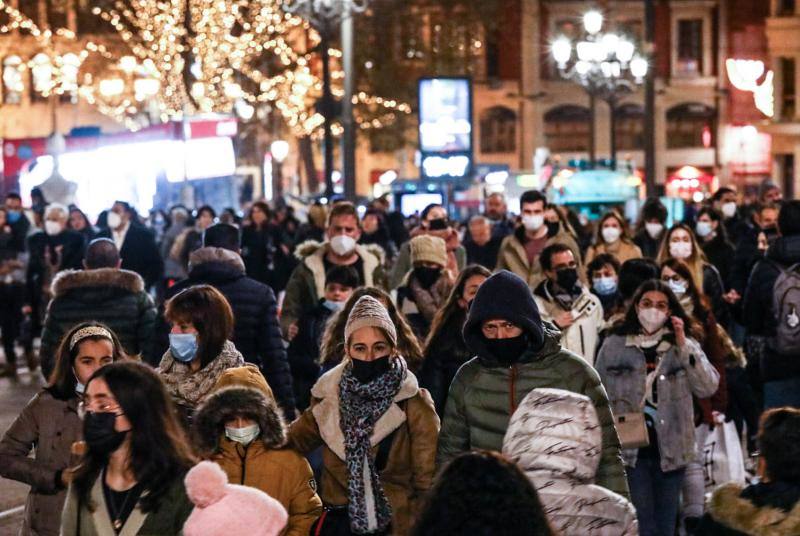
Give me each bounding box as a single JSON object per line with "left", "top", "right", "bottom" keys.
{"left": 339, "top": 356, "right": 406, "bottom": 534}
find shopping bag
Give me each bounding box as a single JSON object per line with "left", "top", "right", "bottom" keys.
{"left": 699, "top": 418, "right": 747, "bottom": 491}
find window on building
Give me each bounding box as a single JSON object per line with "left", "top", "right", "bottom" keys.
{"left": 59, "top": 53, "right": 80, "bottom": 103}
{"left": 31, "top": 53, "right": 53, "bottom": 101}
{"left": 3, "top": 56, "right": 24, "bottom": 105}
{"left": 782, "top": 57, "right": 796, "bottom": 120}
{"left": 777, "top": 0, "right": 796, "bottom": 16}
{"left": 614, "top": 104, "right": 644, "bottom": 150}
{"left": 666, "top": 103, "right": 716, "bottom": 149}
{"left": 544, "top": 105, "right": 591, "bottom": 152}
{"left": 676, "top": 19, "right": 703, "bottom": 76}
{"left": 480, "top": 106, "right": 517, "bottom": 154}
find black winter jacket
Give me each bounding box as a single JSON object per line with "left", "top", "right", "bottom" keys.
{"left": 286, "top": 300, "right": 334, "bottom": 411}
{"left": 704, "top": 263, "right": 731, "bottom": 329}
{"left": 702, "top": 233, "right": 736, "bottom": 289}
{"left": 697, "top": 481, "right": 800, "bottom": 535}
{"left": 418, "top": 309, "right": 472, "bottom": 415}
{"left": 98, "top": 223, "right": 163, "bottom": 288}
{"left": 633, "top": 228, "right": 663, "bottom": 259}
{"left": 39, "top": 268, "right": 155, "bottom": 378}
{"left": 743, "top": 235, "right": 800, "bottom": 382}
{"left": 157, "top": 247, "right": 296, "bottom": 416}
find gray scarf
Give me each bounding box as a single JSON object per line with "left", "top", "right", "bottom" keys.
{"left": 339, "top": 356, "right": 406, "bottom": 534}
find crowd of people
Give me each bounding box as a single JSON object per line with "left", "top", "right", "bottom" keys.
{"left": 0, "top": 179, "right": 798, "bottom": 535}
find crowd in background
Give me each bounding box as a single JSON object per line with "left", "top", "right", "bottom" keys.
{"left": 0, "top": 177, "right": 798, "bottom": 535}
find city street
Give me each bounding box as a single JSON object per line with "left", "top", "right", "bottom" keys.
{"left": 0, "top": 366, "right": 45, "bottom": 535}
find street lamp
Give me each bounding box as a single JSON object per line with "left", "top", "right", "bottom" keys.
{"left": 283, "top": 0, "right": 369, "bottom": 200}
{"left": 551, "top": 10, "right": 647, "bottom": 170}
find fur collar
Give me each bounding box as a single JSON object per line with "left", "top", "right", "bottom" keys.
{"left": 310, "top": 360, "right": 418, "bottom": 460}
{"left": 188, "top": 246, "right": 246, "bottom": 273}
{"left": 51, "top": 268, "right": 144, "bottom": 297}
{"left": 708, "top": 483, "right": 800, "bottom": 536}
{"left": 193, "top": 387, "right": 287, "bottom": 455}
{"left": 298, "top": 240, "right": 384, "bottom": 300}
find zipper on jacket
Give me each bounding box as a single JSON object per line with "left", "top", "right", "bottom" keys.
{"left": 579, "top": 325, "right": 585, "bottom": 356}
{"left": 509, "top": 364, "right": 517, "bottom": 414}
{"left": 239, "top": 445, "right": 250, "bottom": 485}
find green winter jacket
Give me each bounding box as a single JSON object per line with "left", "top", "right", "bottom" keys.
{"left": 280, "top": 241, "right": 386, "bottom": 337}
{"left": 436, "top": 323, "right": 630, "bottom": 499}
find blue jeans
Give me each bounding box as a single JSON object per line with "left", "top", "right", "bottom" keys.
{"left": 627, "top": 458, "right": 685, "bottom": 536}
{"left": 764, "top": 377, "right": 800, "bottom": 410}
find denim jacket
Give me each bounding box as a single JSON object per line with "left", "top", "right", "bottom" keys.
{"left": 595, "top": 334, "right": 719, "bottom": 472}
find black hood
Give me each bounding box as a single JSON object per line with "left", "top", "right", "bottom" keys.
{"left": 767, "top": 235, "right": 800, "bottom": 266}
{"left": 463, "top": 270, "right": 544, "bottom": 362}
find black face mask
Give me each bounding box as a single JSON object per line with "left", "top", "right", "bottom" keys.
{"left": 428, "top": 218, "right": 448, "bottom": 231}
{"left": 483, "top": 334, "right": 529, "bottom": 366}
{"left": 555, "top": 268, "right": 579, "bottom": 291}
{"left": 83, "top": 411, "right": 128, "bottom": 456}
{"left": 414, "top": 266, "right": 442, "bottom": 289}
{"left": 350, "top": 355, "right": 392, "bottom": 384}
{"left": 546, "top": 221, "right": 560, "bottom": 236}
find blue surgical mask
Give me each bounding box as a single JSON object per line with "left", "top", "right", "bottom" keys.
{"left": 169, "top": 333, "right": 198, "bottom": 363}
{"left": 6, "top": 210, "right": 21, "bottom": 224}
{"left": 593, "top": 276, "right": 618, "bottom": 296}
{"left": 323, "top": 299, "right": 344, "bottom": 312}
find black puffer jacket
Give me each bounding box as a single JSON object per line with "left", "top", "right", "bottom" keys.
{"left": 39, "top": 268, "right": 155, "bottom": 378}
{"left": 418, "top": 309, "right": 472, "bottom": 416}
{"left": 743, "top": 234, "right": 800, "bottom": 382}
{"left": 157, "top": 247, "right": 296, "bottom": 416}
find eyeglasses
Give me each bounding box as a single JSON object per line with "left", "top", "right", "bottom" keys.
{"left": 481, "top": 321, "right": 519, "bottom": 337}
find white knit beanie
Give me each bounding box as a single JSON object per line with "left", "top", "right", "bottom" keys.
{"left": 344, "top": 295, "right": 397, "bottom": 347}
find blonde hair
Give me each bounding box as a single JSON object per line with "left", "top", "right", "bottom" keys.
{"left": 657, "top": 223, "right": 708, "bottom": 288}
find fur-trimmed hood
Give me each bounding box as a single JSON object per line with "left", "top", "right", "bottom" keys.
{"left": 51, "top": 268, "right": 144, "bottom": 297}
{"left": 293, "top": 239, "right": 385, "bottom": 300}
{"left": 188, "top": 246, "right": 246, "bottom": 273}
{"left": 707, "top": 482, "right": 800, "bottom": 536}
{"left": 194, "top": 386, "right": 287, "bottom": 455}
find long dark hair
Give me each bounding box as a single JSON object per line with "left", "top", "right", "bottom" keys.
{"left": 248, "top": 201, "right": 272, "bottom": 230}
{"left": 412, "top": 451, "right": 554, "bottom": 536}
{"left": 660, "top": 258, "right": 712, "bottom": 330}
{"left": 319, "top": 287, "right": 423, "bottom": 370}
{"left": 46, "top": 322, "right": 127, "bottom": 401}
{"left": 72, "top": 362, "right": 196, "bottom": 512}
{"left": 612, "top": 279, "right": 703, "bottom": 340}
{"left": 165, "top": 285, "right": 234, "bottom": 368}
{"left": 424, "top": 265, "right": 491, "bottom": 352}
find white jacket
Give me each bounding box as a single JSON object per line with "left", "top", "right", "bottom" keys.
{"left": 503, "top": 388, "right": 639, "bottom": 536}
{"left": 533, "top": 284, "right": 604, "bottom": 366}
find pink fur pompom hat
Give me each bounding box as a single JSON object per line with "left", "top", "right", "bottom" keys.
{"left": 183, "top": 461, "right": 288, "bottom": 536}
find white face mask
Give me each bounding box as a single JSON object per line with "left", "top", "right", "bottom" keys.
{"left": 669, "top": 241, "right": 693, "bottom": 260}
{"left": 645, "top": 222, "right": 664, "bottom": 239}
{"left": 602, "top": 226, "right": 621, "bottom": 244}
{"left": 695, "top": 221, "right": 713, "bottom": 238}
{"left": 44, "top": 220, "right": 63, "bottom": 236}
{"left": 73, "top": 367, "right": 85, "bottom": 394}
{"left": 721, "top": 202, "right": 737, "bottom": 219}
{"left": 666, "top": 279, "right": 688, "bottom": 297}
{"left": 225, "top": 424, "right": 260, "bottom": 446}
{"left": 330, "top": 234, "right": 357, "bottom": 256}
{"left": 522, "top": 214, "right": 544, "bottom": 232}
{"left": 638, "top": 307, "right": 668, "bottom": 334}
{"left": 106, "top": 211, "right": 122, "bottom": 230}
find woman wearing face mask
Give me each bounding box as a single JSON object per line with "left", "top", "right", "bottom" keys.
{"left": 595, "top": 280, "right": 719, "bottom": 536}
{"left": 172, "top": 205, "right": 216, "bottom": 273}
{"left": 158, "top": 285, "right": 244, "bottom": 426}
{"left": 418, "top": 264, "right": 491, "bottom": 415}
{"left": 634, "top": 199, "right": 669, "bottom": 260}
{"left": 660, "top": 259, "right": 735, "bottom": 531}
{"left": 61, "top": 361, "right": 195, "bottom": 534}
{"left": 289, "top": 296, "right": 439, "bottom": 536}
{"left": 586, "top": 212, "right": 643, "bottom": 266}
{"left": 695, "top": 207, "right": 735, "bottom": 288}
{"left": 194, "top": 364, "right": 323, "bottom": 536}
{"left": 657, "top": 223, "right": 730, "bottom": 329}
{"left": 319, "top": 287, "right": 424, "bottom": 374}
{"left": 241, "top": 201, "right": 295, "bottom": 293}
{"left": 0, "top": 322, "right": 126, "bottom": 536}
{"left": 397, "top": 235, "right": 454, "bottom": 339}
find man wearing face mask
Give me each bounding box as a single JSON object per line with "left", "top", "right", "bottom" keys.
{"left": 98, "top": 201, "right": 163, "bottom": 289}
{"left": 437, "top": 269, "right": 629, "bottom": 499}
{"left": 282, "top": 201, "right": 386, "bottom": 338}
{"left": 533, "top": 244, "right": 604, "bottom": 365}
{"left": 729, "top": 202, "right": 781, "bottom": 301}
{"left": 496, "top": 190, "right": 582, "bottom": 288}
{"left": 633, "top": 198, "right": 668, "bottom": 260}
{"left": 194, "top": 364, "right": 323, "bottom": 535}
{"left": 712, "top": 187, "right": 747, "bottom": 240}
{"left": 4, "top": 193, "right": 30, "bottom": 253}
{"left": 744, "top": 201, "right": 800, "bottom": 409}
{"left": 397, "top": 235, "right": 454, "bottom": 339}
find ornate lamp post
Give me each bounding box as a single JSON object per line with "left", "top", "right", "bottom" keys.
{"left": 283, "top": 0, "right": 369, "bottom": 200}
{"left": 551, "top": 10, "right": 648, "bottom": 170}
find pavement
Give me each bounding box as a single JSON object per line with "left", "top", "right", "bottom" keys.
{"left": 0, "top": 361, "right": 47, "bottom": 535}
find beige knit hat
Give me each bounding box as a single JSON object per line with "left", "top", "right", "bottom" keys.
{"left": 410, "top": 235, "right": 447, "bottom": 267}
{"left": 344, "top": 295, "right": 397, "bottom": 347}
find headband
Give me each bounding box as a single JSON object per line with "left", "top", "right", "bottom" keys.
{"left": 69, "top": 326, "right": 113, "bottom": 351}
